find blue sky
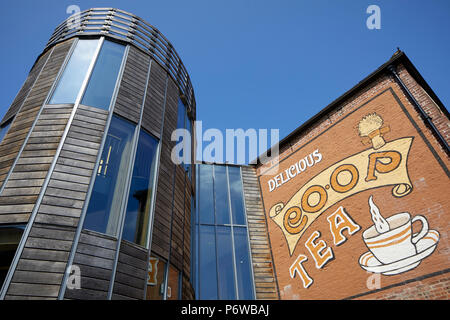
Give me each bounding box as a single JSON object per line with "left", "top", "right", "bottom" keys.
{"left": 0, "top": 0, "right": 449, "bottom": 163}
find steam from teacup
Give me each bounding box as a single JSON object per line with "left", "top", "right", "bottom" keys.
{"left": 368, "top": 196, "right": 390, "bottom": 234}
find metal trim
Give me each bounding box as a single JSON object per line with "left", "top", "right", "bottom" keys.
{"left": 107, "top": 57, "right": 154, "bottom": 300}
{"left": 43, "top": 8, "right": 195, "bottom": 114}
{"left": 0, "top": 41, "right": 76, "bottom": 299}
{"left": 239, "top": 166, "right": 257, "bottom": 300}
{"left": 142, "top": 73, "right": 169, "bottom": 300}
{"left": 57, "top": 41, "right": 129, "bottom": 299}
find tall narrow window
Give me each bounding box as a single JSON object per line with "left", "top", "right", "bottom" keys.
{"left": 81, "top": 40, "right": 126, "bottom": 110}
{"left": 228, "top": 166, "right": 246, "bottom": 225}
{"left": 122, "top": 129, "right": 159, "bottom": 246}
{"left": 233, "top": 226, "right": 254, "bottom": 299}
{"left": 0, "top": 224, "right": 25, "bottom": 288}
{"left": 175, "top": 98, "right": 192, "bottom": 178}
{"left": 83, "top": 115, "right": 135, "bottom": 236}
{"left": 198, "top": 164, "right": 214, "bottom": 225}
{"left": 199, "top": 225, "right": 218, "bottom": 299}
{"left": 0, "top": 117, "right": 14, "bottom": 144}
{"left": 195, "top": 164, "right": 255, "bottom": 300}
{"left": 49, "top": 39, "right": 99, "bottom": 104}
{"left": 214, "top": 165, "right": 230, "bottom": 225}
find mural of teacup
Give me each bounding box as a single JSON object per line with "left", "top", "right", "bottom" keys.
{"left": 359, "top": 196, "right": 440, "bottom": 275}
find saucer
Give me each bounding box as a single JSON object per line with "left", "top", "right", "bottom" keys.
{"left": 359, "top": 230, "right": 440, "bottom": 275}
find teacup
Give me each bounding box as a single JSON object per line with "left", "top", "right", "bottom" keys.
{"left": 362, "top": 212, "right": 428, "bottom": 265}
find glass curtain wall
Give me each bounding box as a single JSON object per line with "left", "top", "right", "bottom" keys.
{"left": 194, "top": 164, "right": 254, "bottom": 300}
{"left": 176, "top": 99, "right": 192, "bottom": 180}
{"left": 49, "top": 38, "right": 126, "bottom": 110}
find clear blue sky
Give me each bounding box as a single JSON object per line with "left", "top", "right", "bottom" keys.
{"left": 0, "top": 0, "right": 449, "bottom": 163}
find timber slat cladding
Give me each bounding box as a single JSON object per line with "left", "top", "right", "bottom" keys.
{"left": 0, "top": 49, "right": 51, "bottom": 126}
{"left": 152, "top": 78, "right": 179, "bottom": 260}
{"left": 0, "top": 105, "right": 72, "bottom": 224}
{"left": 0, "top": 39, "right": 73, "bottom": 187}
{"left": 4, "top": 224, "right": 75, "bottom": 299}
{"left": 142, "top": 61, "right": 167, "bottom": 138}
{"left": 183, "top": 182, "right": 192, "bottom": 278}
{"left": 114, "top": 46, "right": 150, "bottom": 124}
{"left": 112, "top": 240, "right": 148, "bottom": 300}
{"left": 5, "top": 104, "right": 109, "bottom": 299}
{"left": 64, "top": 230, "right": 117, "bottom": 300}
{"left": 241, "top": 166, "right": 278, "bottom": 300}
{"left": 170, "top": 165, "right": 185, "bottom": 271}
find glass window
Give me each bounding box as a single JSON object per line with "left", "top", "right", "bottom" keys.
{"left": 233, "top": 227, "right": 254, "bottom": 299}
{"left": 199, "top": 225, "right": 218, "bottom": 299}
{"left": 122, "top": 129, "right": 159, "bottom": 246}
{"left": 198, "top": 165, "right": 214, "bottom": 225}
{"left": 214, "top": 166, "right": 230, "bottom": 225}
{"left": 216, "top": 226, "right": 236, "bottom": 299}
{"left": 228, "top": 166, "right": 246, "bottom": 225}
{"left": 83, "top": 115, "right": 135, "bottom": 236}
{"left": 0, "top": 117, "right": 14, "bottom": 144}
{"left": 81, "top": 40, "right": 126, "bottom": 110}
{"left": 185, "top": 117, "right": 193, "bottom": 180}
{"left": 195, "top": 164, "right": 255, "bottom": 300}
{"left": 0, "top": 224, "right": 25, "bottom": 287}
{"left": 49, "top": 39, "right": 99, "bottom": 104}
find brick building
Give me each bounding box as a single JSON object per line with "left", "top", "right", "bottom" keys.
{"left": 0, "top": 7, "right": 448, "bottom": 300}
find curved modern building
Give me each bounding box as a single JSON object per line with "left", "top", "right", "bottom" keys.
{"left": 1, "top": 7, "right": 448, "bottom": 302}
{"left": 0, "top": 8, "right": 196, "bottom": 300}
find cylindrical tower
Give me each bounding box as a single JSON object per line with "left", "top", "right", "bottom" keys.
{"left": 0, "top": 8, "right": 195, "bottom": 300}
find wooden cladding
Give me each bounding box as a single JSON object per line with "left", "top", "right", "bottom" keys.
{"left": 114, "top": 46, "right": 150, "bottom": 124}
{"left": 0, "top": 32, "right": 195, "bottom": 299}
{"left": 142, "top": 61, "right": 167, "bottom": 138}
{"left": 64, "top": 230, "right": 117, "bottom": 300}
{"left": 0, "top": 40, "right": 73, "bottom": 188}
{"left": 241, "top": 166, "right": 279, "bottom": 300}
{"left": 151, "top": 79, "right": 178, "bottom": 259}
{"left": 112, "top": 240, "right": 148, "bottom": 300}
{"left": 0, "top": 104, "right": 73, "bottom": 224}
{"left": 4, "top": 104, "right": 109, "bottom": 299}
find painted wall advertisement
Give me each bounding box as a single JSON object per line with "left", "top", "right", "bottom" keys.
{"left": 258, "top": 88, "right": 449, "bottom": 299}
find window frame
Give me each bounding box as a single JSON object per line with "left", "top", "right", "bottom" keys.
{"left": 194, "top": 164, "right": 256, "bottom": 300}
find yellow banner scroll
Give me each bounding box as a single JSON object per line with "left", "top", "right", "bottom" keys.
{"left": 269, "top": 137, "right": 414, "bottom": 255}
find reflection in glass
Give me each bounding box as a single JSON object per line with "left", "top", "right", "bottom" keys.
{"left": 81, "top": 40, "right": 126, "bottom": 110}
{"left": 228, "top": 166, "right": 246, "bottom": 225}
{"left": 0, "top": 224, "right": 25, "bottom": 288}
{"left": 199, "top": 225, "right": 218, "bottom": 299}
{"left": 214, "top": 166, "right": 230, "bottom": 225}
{"left": 185, "top": 117, "right": 192, "bottom": 179}
{"left": 216, "top": 226, "right": 236, "bottom": 299}
{"left": 83, "top": 115, "right": 135, "bottom": 236}
{"left": 122, "top": 129, "right": 158, "bottom": 246}
{"left": 198, "top": 165, "right": 214, "bottom": 224}
{"left": 0, "top": 117, "right": 14, "bottom": 144}
{"left": 49, "top": 39, "right": 99, "bottom": 104}
{"left": 233, "top": 227, "right": 254, "bottom": 299}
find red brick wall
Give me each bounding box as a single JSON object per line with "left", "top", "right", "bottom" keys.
{"left": 255, "top": 63, "right": 450, "bottom": 300}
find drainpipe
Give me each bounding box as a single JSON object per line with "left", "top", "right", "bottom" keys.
{"left": 388, "top": 64, "right": 449, "bottom": 155}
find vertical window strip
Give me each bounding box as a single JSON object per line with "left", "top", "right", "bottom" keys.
{"left": 2, "top": 37, "right": 105, "bottom": 299}
{"left": 108, "top": 56, "right": 154, "bottom": 300}
{"left": 58, "top": 43, "right": 130, "bottom": 300}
